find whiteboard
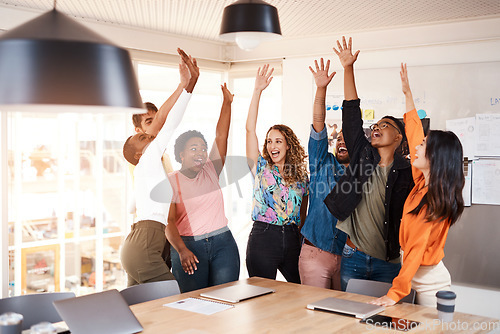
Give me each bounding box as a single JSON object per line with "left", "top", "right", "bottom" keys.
{"left": 326, "top": 61, "right": 500, "bottom": 289}
{"left": 326, "top": 62, "right": 500, "bottom": 131}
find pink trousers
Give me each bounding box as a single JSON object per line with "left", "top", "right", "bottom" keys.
{"left": 299, "top": 243, "right": 342, "bottom": 290}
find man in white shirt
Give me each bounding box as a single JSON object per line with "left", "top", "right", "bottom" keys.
{"left": 127, "top": 52, "right": 193, "bottom": 269}
{"left": 121, "top": 49, "right": 198, "bottom": 286}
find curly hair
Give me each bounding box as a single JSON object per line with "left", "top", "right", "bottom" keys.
{"left": 262, "top": 124, "right": 308, "bottom": 185}
{"left": 174, "top": 130, "right": 207, "bottom": 163}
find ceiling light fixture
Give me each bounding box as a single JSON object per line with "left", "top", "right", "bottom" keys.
{"left": 219, "top": 0, "right": 282, "bottom": 51}
{"left": 0, "top": 3, "right": 143, "bottom": 112}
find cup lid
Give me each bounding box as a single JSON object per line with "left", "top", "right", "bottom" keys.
{"left": 436, "top": 290, "right": 456, "bottom": 299}
{"left": 0, "top": 312, "right": 23, "bottom": 325}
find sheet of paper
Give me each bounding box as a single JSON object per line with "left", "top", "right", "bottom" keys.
{"left": 463, "top": 162, "right": 472, "bottom": 207}
{"left": 475, "top": 114, "right": 500, "bottom": 157}
{"left": 471, "top": 159, "right": 500, "bottom": 205}
{"left": 446, "top": 117, "right": 476, "bottom": 160}
{"left": 164, "top": 298, "right": 234, "bottom": 315}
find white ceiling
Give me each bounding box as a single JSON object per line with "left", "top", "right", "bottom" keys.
{"left": 1, "top": 0, "right": 500, "bottom": 43}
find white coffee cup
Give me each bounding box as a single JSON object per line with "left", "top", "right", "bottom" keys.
{"left": 436, "top": 290, "right": 456, "bottom": 323}
{"left": 0, "top": 312, "right": 23, "bottom": 334}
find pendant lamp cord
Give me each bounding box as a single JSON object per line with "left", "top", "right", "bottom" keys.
{"left": 53, "top": 0, "right": 57, "bottom": 10}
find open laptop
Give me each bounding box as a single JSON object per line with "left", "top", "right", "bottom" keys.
{"left": 307, "top": 297, "right": 385, "bottom": 319}
{"left": 200, "top": 284, "right": 275, "bottom": 303}
{"left": 53, "top": 289, "right": 143, "bottom": 334}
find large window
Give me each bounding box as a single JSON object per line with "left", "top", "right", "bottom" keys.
{"left": 7, "top": 112, "right": 129, "bottom": 296}
{"left": 4, "top": 61, "right": 283, "bottom": 297}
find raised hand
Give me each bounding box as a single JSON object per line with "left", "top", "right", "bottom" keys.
{"left": 400, "top": 62, "right": 416, "bottom": 112}
{"left": 400, "top": 63, "right": 411, "bottom": 96}
{"left": 254, "top": 64, "right": 274, "bottom": 92}
{"left": 179, "top": 61, "right": 190, "bottom": 89}
{"left": 332, "top": 36, "right": 360, "bottom": 69}
{"left": 178, "top": 48, "right": 199, "bottom": 93}
{"left": 309, "top": 58, "right": 336, "bottom": 88}
{"left": 221, "top": 83, "right": 234, "bottom": 103}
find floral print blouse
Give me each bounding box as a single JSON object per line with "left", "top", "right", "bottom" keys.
{"left": 251, "top": 155, "right": 309, "bottom": 226}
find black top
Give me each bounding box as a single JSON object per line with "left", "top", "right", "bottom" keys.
{"left": 324, "top": 99, "right": 413, "bottom": 261}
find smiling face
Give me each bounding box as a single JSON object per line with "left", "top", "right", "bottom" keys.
{"left": 126, "top": 132, "right": 155, "bottom": 164}
{"left": 413, "top": 136, "right": 430, "bottom": 172}
{"left": 266, "top": 129, "right": 289, "bottom": 165}
{"left": 335, "top": 131, "right": 350, "bottom": 165}
{"left": 370, "top": 118, "right": 402, "bottom": 149}
{"left": 180, "top": 137, "right": 208, "bottom": 173}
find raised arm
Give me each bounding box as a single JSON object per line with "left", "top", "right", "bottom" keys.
{"left": 165, "top": 203, "right": 199, "bottom": 275}
{"left": 401, "top": 63, "right": 416, "bottom": 113}
{"left": 401, "top": 63, "right": 424, "bottom": 181}
{"left": 309, "top": 58, "right": 336, "bottom": 132}
{"left": 147, "top": 48, "right": 198, "bottom": 135}
{"left": 246, "top": 64, "right": 274, "bottom": 174}
{"left": 333, "top": 36, "right": 360, "bottom": 101}
{"left": 179, "top": 48, "right": 199, "bottom": 94}
{"left": 210, "top": 83, "right": 234, "bottom": 176}
{"left": 332, "top": 37, "right": 366, "bottom": 155}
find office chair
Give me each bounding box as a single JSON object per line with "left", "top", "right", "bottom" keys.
{"left": 120, "top": 280, "right": 180, "bottom": 306}
{"left": 346, "top": 278, "right": 416, "bottom": 304}
{"left": 0, "top": 291, "right": 75, "bottom": 330}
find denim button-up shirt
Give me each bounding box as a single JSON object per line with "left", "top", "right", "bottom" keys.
{"left": 301, "top": 125, "right": 347, "bottom": 255}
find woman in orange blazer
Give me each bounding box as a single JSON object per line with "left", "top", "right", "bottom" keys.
{"left": 371, "top": 64, "right": 465, "bottom": 307}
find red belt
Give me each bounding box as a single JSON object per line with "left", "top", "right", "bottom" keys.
{"left": 346, "top": 237, "right": 365, "bottom": 254}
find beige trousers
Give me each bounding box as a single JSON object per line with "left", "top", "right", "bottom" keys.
{"left": 411, "top": 260, "right": 451, "bottom": 307}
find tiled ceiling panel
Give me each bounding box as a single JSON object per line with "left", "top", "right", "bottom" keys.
{"left": 1, "top": 0, "right": 500, "bottom": 41}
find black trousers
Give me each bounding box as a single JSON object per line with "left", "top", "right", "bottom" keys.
{"left": 246, "top": 221, "right": 301, "bottom": 284}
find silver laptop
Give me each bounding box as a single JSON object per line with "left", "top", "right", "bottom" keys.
{"left": 307, "top": 297, "right": 385, "bottom": 319}
{"left": 200, "top": 284, "right": 275, "bottom": 303}
{"left": 53, "top": 289, "right": 143, "bottom": 334}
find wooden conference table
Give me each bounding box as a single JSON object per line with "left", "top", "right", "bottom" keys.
{"left": 131, "top": 277, "right": 499, "bottom": 333}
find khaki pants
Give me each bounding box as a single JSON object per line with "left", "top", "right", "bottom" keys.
{"left": 121, "top": 220, "right": 175, "bottom": 287}
{"left": 411, "top": 261, "right": 451, "bottom": 307}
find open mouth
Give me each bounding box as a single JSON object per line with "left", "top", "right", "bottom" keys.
{"left": 372, "top": 131, "right": 382, "bottom": 139}
{"left": 271, "top": 150, "right": 280, "bottom": 159}
{"left": 337, "top": 146, "right": 348, "bottom": 155}
{"left": 194, "top": 158, "right": 204, "bottom": 166}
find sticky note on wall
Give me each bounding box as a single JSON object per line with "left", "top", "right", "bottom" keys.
{"left": 364, "top": 109, "right": 375, "bottom": 120}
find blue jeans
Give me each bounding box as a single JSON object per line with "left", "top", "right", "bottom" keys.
{"left": 246, "top": 221, "right": 301, "bottom": 284}
{"left": 171, "top": 229, "right": 240, "bottom": 293}
{"left": 340, "top": 244, "right": 401, "bottom": 291}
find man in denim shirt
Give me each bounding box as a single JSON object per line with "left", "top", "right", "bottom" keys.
{"left": 299, "top": 58, "right": 349, "bottom": 290}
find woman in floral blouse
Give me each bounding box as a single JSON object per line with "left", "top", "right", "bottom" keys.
{"left": 245, "top": 64, "right": 309, "bottom": 283}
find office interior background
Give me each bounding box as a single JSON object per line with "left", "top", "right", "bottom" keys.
{"left": 0, "top": 0, "right": 499, "bottom": 319}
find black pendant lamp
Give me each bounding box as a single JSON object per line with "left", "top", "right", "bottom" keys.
{"left": 220, "top": 0, "right": 282, "bottom": 51}
{"left": 0, "top": 7, "right": 144, "bottom": 112}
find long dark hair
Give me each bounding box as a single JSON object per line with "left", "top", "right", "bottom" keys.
{"left": 409, "top": 130, "right": 464, "bottom": 226}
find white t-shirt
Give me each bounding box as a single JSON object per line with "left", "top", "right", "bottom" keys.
{"left": 134, "top": 90, "right": 191, "bottom": 225}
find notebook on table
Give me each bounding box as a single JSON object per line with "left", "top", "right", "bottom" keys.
{"left": 200, "top": 284, "right": 275, "bottom": 303}
{"left": 53, "top": 289, "right": 143, "bottom": 334}
{"left": 307, "top": 297, "right": 385, "bottom": 319}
